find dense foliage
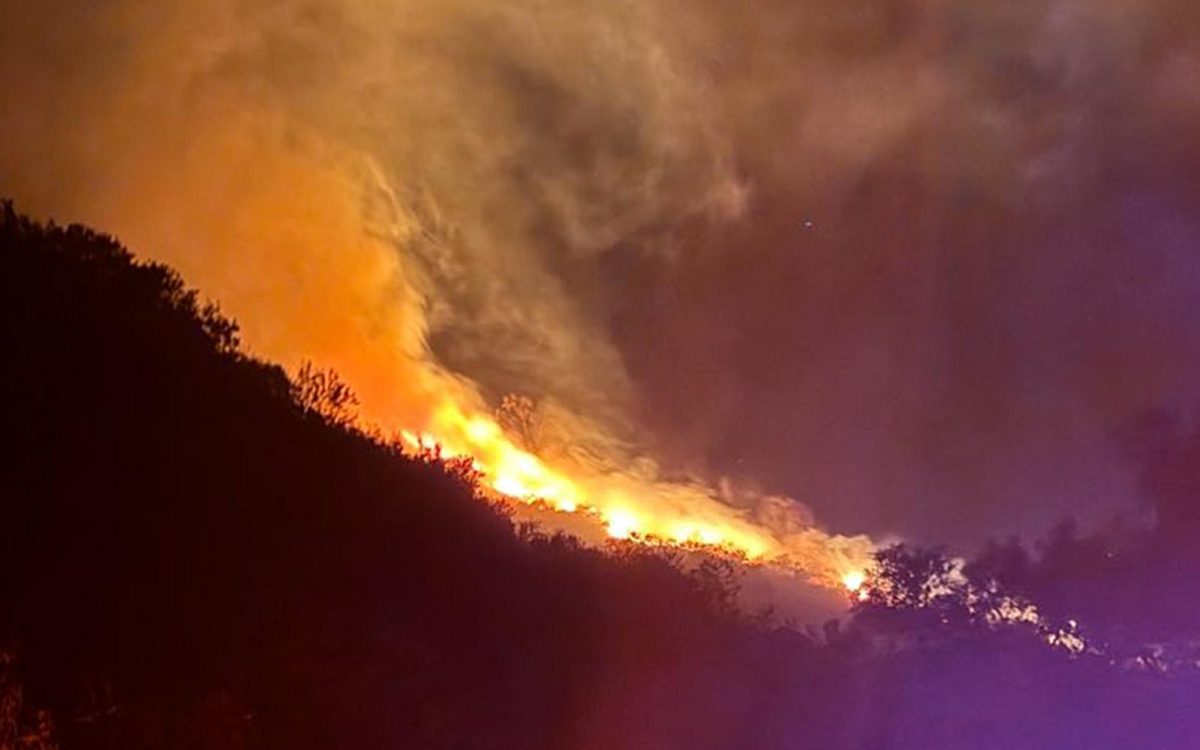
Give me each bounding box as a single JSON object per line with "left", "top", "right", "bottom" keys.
{"left": 3, "top": 201, "right": 1200, "bottom": 749}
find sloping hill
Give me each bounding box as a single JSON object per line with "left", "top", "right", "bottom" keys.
{"left": 5, "top": 202, "right": 1200, "bottom": 750}
{"left": 0, "top": 202, "right": 827, "bottom": 750}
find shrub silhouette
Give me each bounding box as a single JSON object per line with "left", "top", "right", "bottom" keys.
{"left": 291, "top": 361, "right": 360, "bottom": 428}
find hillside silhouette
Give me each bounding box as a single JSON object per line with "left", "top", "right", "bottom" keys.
{"left": 3, "top": 201, "right": 1200, "bottom": 749}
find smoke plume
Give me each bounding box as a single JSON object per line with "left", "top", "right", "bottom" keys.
{"left": 5, "top": 0, "right": 1200, "bottom": 589}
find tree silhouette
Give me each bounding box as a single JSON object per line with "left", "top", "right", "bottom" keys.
{"left": 856, "top": 545, "right": 964, "bottom": 610}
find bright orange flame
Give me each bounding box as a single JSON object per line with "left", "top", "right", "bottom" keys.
{"left": 605, "top": 508, "right": 640, "bottom": 540}
{"left": 395, "top": 395, "right": 873, "bottom": 592}
{"left": 841, "top": 570, "right": 866, "bottom": 593}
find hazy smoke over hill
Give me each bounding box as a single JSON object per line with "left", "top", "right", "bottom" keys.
{"left": 4, "top": 0, "right": 1200, "bottom": 565}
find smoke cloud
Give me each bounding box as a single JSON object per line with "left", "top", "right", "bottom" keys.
{"left": 4, "top": 0, "right": 1200, "bottom": 583}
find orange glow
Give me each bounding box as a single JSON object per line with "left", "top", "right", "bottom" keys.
{"left": 0, "top": 0, "right": 884, "bottom": 609}
{"left": 1, "top": 25, "right": 874, "bottom": 599}
{"left": 841, "top": 570, "right": 866, "bottom": 593}
{"left": 25, "top": 65, "right": 872, "bottom": 596}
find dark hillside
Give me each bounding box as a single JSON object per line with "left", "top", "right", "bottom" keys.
{"left": 4, "top": 201, "right": 1200, "bottom": 750}
{"left": 0, "top": 202, "right": 828, "bottom": 749}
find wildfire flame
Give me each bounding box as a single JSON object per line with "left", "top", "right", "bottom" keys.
{"left": 399, "top": 396, "right": 874, "bottom": 591}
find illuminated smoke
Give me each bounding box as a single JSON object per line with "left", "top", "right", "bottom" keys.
{"left": 0, "top": 0, "right": 910, "bottom": 590}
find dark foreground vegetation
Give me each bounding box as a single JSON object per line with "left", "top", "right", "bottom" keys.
{"left": 3, "top": 201, "right": 1200, "bottom": 749}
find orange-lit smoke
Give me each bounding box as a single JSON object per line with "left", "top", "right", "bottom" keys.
{"left": 0, "top": 0, "right": 874, "bottom": 592}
